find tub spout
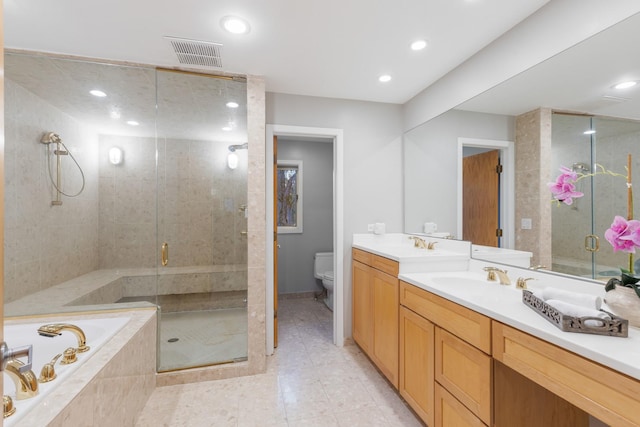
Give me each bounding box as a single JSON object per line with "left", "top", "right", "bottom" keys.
{"left": 37, "top": 323, "right": 90, "bottom": 353}
{"left": 5, "top": 359, "right": 39, "bottom": 400}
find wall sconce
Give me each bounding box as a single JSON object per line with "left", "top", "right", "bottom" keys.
{"left": 227, "top": 151, "right": 239, "bottom": 169}
{"left": 109, "top": 147, "right": 124, "bottom": 165}
{"left": 227, "top": 143, "right": 248, "bottom": 170}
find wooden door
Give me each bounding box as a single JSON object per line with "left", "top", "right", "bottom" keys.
{"left": 400, "top": 306, "right": 435, "bottom": 426}
{"left": 463, "top": 150, "right": 500, "bottom": 246}
{"left": 372, "top": 269, "right": 399, "bottom": 388}
{"left": 352, "top": 260, "right": 373, "bottom": 353}
{"left": 273, "top": 135, "right": 278, "bottom": 348}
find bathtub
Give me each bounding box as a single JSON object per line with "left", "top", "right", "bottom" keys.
{"left": 3, "top": 317, "right": 130, "bottom": 426}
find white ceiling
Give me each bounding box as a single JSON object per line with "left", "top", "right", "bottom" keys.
{"left": 4, "top": 0, "right": 550, "bottom": 105}
{"left": 457, "top": 11, "right": 640, "bottom": 121}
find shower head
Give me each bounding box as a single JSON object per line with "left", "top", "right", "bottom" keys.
{"left": 41, "top": 132, "right": 62, "bottom": 144}
{"left": 572, "top": 162, "right": 590, "bottom": 173}
{"left": 228, "top": 142, "right": 248, "bottom": 152}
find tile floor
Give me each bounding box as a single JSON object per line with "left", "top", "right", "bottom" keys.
{"left": 159, "top": 308, "right": 248, "bottom": 371}
{"left": 136, "top": 297, "right": 423, "bottom": 426}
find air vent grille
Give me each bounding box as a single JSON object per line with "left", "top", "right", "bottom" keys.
{"left": 165, "top": 36, "right": 223, "bottom": 68}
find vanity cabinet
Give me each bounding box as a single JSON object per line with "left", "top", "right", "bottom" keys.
{"left": 493, "top": 321, "right": 639, "bottom": 427}
{"left": 352, "top": 248, "right": 399, "bottom": 388}
{"left": 400, "top": 281, "right": 492, "bottom": 427}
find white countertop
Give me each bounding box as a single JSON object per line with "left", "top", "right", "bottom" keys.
{"left": 352, "top": 233, "right": 470, "bottom": 273}
{"left": 399, "top": 261, "right": 640, "bottom": 381}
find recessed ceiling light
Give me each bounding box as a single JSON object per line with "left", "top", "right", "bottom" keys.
{"left": 126, "top": 120, "right": 139, "bottom": 126}
{"left": 90, "top": 89, "right": 107, "bottom": 97}
{"left": 222, "top": 126, "right": 233, "bottom": 131}
{"left": 226, "top": 101, "right": 239, "bottom": 108}
{"left": 411, "top": 40, "right": 427, "bottom": 51}
{"left": 584, "top": 130, "right": 596, "bottom": 135}
{"left": 221, "top": 16, "right": 250, "bottom": 35}
{"left": 614, "top": 80, "right": 637, "bottom": 89}
{"left": 378, "top": 75, "right": 392, "bottom": 83}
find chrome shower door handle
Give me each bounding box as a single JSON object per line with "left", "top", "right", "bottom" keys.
{"left": 161, "top": 242, "right": 169, "bottom": 266}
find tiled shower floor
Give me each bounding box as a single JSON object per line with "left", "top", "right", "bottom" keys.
{"left": 137, "top": 298, "right": 422, "bottom": 426}
{"left": 159, "top": 308, "right": 248, "bottom": 371}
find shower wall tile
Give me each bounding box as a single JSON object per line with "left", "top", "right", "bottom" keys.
{"left": 4, "top": 79, "right": 100, "bottom": 302}
{"left": 99, "top": 134, "right": 247, "bottom": 272}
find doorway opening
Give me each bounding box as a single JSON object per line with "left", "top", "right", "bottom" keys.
{"left": 266, "top": 125, "right": 344, "bottom": 355}
{"left": 457, "top": 137, "right": 515, "bottom": 249}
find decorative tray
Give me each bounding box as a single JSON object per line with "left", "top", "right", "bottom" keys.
{"left": 522, "top": 289, "right": 628, "bottom": 337}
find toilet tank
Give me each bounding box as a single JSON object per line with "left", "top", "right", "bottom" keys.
{"left": 314, "top": 252, "right": 334, "bottom": 279}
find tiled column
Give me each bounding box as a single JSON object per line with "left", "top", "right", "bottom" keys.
{"left": 515, "top": 108, "right": 552, "bottom": 268}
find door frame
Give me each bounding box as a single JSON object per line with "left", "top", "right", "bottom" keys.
{"left": 266, "top": 124, "right": 344, "bottom": 355}
{"left": 457, "top": 137, "right": 515, "bottom": 249}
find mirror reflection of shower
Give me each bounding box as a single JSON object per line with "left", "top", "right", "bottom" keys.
{"left": 40, "top": 131, "right": 86, "bottom": 206}
{"left": 570, "top": 162, "right": 590, "bottom": 211}
{"left": 227, "top": 142, "right": 248, "bottom": 169}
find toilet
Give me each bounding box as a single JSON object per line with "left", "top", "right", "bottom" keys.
{"left": 314, "top": 252, "right": 334, "bottom": 311}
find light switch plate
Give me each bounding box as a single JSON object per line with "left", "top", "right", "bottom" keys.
{"left": 521, "top": 218, "right": 532, "bottom": 230}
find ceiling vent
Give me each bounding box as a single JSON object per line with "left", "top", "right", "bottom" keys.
{"left": 165, "top": 36, "right": 223, "bottom": 68}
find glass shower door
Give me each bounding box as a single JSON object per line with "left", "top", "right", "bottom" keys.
{"left": 551, "top": 113, "right": 597, "bottom": 277}
{"left": 551, "top": 113, "right": 640, "bottom": 279}
{"left": 155, "top": 69, "right": 248, "bottom": 371}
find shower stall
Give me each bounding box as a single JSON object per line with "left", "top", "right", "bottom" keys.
{"left": 3, "top": 52, "right": 249, "bottom": 371}
{"left": 551, "top": 113, "right": 640, "bottom": 279}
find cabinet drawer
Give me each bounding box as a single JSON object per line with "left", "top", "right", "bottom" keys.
{"left": 352, "top": 248, "right": 373, "bottom": 265}
{"left": 372, "top": 254, "right": 399, "bottom": 276}
{"left": 352, "top": 248, "right": 399, "bottom": 276}
{"left": 400, "top": 281, "right": 491, "bottom": 353}
{"left": 435, "top": 383, "right": 487, "bottom": 427}
{"left": 436, "top": 328, "right": 492, "bottom": 425}
{"left": 493, "top": 321, "right": 640, "bottom": 427}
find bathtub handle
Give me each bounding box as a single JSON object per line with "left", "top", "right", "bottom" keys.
{"left": 161, "top": 242, "right": 169, "bottom": 266}
{"left": 0, "top": 342, "right": 33, "bottom": 373}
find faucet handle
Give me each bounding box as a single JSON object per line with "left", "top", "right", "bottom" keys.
{"left": 516, "top": 277, "right": 535, "bottom": 290}
{"left": 427, "top": 241, "right": 438, "bottom": 250}
{"left": 0, "top": 343, "right": 33, "bottom": 373}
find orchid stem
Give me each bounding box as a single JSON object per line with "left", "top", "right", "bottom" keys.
{"left": 628, "top": 154, "right": 634, "bottom": 274}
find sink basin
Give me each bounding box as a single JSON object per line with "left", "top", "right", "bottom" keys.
{"left": 400, "top": 270, "right": 525, "bottom": 306}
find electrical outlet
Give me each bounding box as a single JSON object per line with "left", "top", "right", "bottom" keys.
{"left": 367, "top": 224, "right": 375, "bottom": 232}
{"left": 521, "top": 218, "right": 532, "bottom": 230}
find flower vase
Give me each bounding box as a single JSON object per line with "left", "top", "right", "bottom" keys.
{"left": 605, "top": 285, "right": 640, "bottom": 328}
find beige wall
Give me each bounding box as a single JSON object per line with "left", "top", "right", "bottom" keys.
{"left": 4, "top": 80, "right": 100, "bottom": 302}
{"left": 515, "top": 108, "right": 552, "bottom": 268}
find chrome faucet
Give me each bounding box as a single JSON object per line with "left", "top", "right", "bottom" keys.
{"left": 409, "top": 236, "right": 428, "bottom": 249}
{"left": 483, "top": 266, "right": 511, "bottom": 285}
{"left": 1, "top": 343, "right": 39, "bottom": 400}
{"left": 37, "top": 323, "right": 90, "bottom": 353}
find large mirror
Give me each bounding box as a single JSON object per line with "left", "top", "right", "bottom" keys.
{"left": 404, "top": 12, "right": 640, "bottom": 279}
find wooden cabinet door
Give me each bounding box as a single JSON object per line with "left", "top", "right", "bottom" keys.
{"left": 435, "top": 328, "right": 492, "bottom": 425}
{"left": 372, "top": 269, "right": 399, "bottom": 388}
{"left": 400, "top": 306, "right": 435, "bottom": 426}
{"left": 435, "top": 383, "right": 487, "bottom": 427}
{"left": 352, "top": 260, "right": 373, "bottom": 353}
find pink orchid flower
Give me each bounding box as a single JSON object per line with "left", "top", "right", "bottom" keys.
{"left": 605, "top": 216, "right": 640, "bottom": 253}
{"left": 548, "top": 166, "right": 583, "bottom": 205}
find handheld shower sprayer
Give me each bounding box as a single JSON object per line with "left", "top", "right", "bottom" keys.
{"left": 40, "top": 131, "right": 86, "bottom": 205}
